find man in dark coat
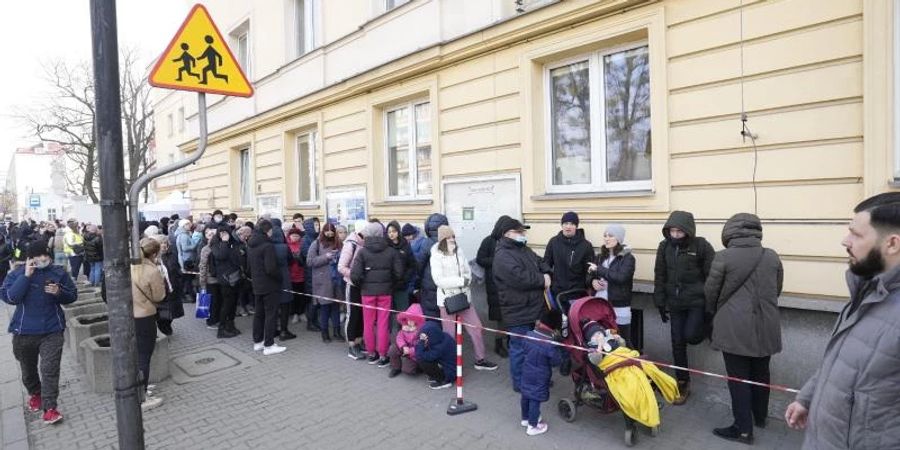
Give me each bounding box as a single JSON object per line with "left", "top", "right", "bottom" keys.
{"left": 542, "top": 211, "right": 594, "bottom": 306}
{"left": 248, "top": 220, "right": 285, "bottom": 355}
{"left": 477, "top": 215, "right": 512, "bottom": 358}
{"left": 705, "top": 213, "right": 783, "bottom": 444}
{"left": 653, "top": 210, "right": 716, "bottom": 404}
{"left": 493, "top": 217, "right": 552, "bottom": 392}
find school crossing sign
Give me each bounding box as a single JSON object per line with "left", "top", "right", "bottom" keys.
{"left": 149, "top": 4, "right": 253, "bottom": 97}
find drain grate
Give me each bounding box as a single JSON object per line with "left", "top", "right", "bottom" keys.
{"left": 168, "top": 344, "right": 258, "bottom": 384}
{"left": 195, "top": 357, "right": 216, "bottom": 365}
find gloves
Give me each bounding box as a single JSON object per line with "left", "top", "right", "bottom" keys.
{"left": 658, "top": 306, "right": 669, "bottom": 323}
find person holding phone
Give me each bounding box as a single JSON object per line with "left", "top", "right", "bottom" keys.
{"left": 1, "top": 243, "right": 77, "bottom": 425}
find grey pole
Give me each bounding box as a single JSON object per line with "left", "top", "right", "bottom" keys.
{"left": 128, "top": 93, "right": 207, "bottom": 262}
{"left": 89, "top": 1, "right": 145, "bottom": 448}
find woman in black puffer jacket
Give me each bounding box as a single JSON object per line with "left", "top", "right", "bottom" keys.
{"left": 588, "top": 224, "right": 636, "bottom": 345}
{"left": 351, "top": 222, "right": 402, "bottom": 366}
{"left": 211, "top": 227, "right": 243, "bottom": 338}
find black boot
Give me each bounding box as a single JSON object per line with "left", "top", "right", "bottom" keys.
{"left": 333, "top": 326, "right": 344, "bottom": 340}
{"left": 322, "top": 329, "right": 332, "bottom": 343}
{"left": 228, "top": 321, "right": 241, "bottom": 335}
{"left": 217, "top": 327, "right": 238, "bottom": 339}
{"left": 494, "top": 337, "right": 508, "bottom": 358}
{"left": 279, "top": 331, "right": 297, "bottom": 341}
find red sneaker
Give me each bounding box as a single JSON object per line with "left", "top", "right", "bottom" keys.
{"left": 27, "top": 394, "right": 42, "bottom": 412}
{"left": 42, "top": 409, "right": 63, "bottom": 425}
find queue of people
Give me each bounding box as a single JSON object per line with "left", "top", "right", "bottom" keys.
{"left": 2, "top": 192, "right": 899, "bottom": 449}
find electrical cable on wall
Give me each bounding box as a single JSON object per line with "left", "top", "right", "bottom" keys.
{"left": 738, "top": 0, "right": 760, "bottom": 215}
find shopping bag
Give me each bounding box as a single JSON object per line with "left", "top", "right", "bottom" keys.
{"left": 195, "top": 290, "right": 211, "bottom": 319}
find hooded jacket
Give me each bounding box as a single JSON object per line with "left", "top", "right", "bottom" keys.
{"left": 396, "top": 303, "right": 425, "bottom": 360}
{"left": 247, "top": 229, "right": 282, "bottom": 295}
{"left": 590, "top": 246, "right": 636, "bottom": 308}
{"left": 415, "top": 213, "right": 449, "bottom": 318}
{"left": 704, "top": 213, "right": 783, "bottom": 358}
{"left": 175, "top": 227, "right": 200, "bottom": 268}
{"left": 387, "top": 220, "right": 417, "bottom": 292}
{"left": 476, "top": 216, "right": 508, "bottom": 321}
{"left": 794, "top": 263, "right": 900, "bottom": 449}
{"left": 521, "top": 325, "right": 564, "bottom": 402}
{"left": 415, "top": 321, "right": 456, "bottom": 382}
{"left": 301, "top": 219, "right": 318, "bottom": 263}
{"left": 493, "top": 237, "right": 552, "bottom": 328}
{"left": 652, "top": 211, "right": 716, "bottom": 310}
{"left": 337, "top": 232, "right": 363, "bottom": 285}
{"left": 1, "top": 264, "right": 77, "bottom": 335}
{"left": 543, "top": 229, "right": 595, "bottom": 295}
{"left": 270, "top": 220, "right": 294, "bottom": 304}
{"left": 350, "top": 236, "right": 403, "bottom": 296}
{"left": 83, "top": 232, "right": 103, "bottom": 263}
{"left": 211, "top": 238, "right": 243, "bottom": 284}
{"left": 131, "top": 257, "right": 167, "bottom": 319}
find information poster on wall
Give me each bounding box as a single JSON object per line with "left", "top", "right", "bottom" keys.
{"left": 325, "top": 186, "right": 367, "bottom": 233}
{"left": 256, "top": 195, "right": 283, "bottom": 220}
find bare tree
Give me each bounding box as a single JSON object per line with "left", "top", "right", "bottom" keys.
{"left": 17, "top": 48, "right": 156, "bottom": 204}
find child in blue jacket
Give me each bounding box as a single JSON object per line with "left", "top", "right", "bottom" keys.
{"left": 520, "top": 309, "right": 564, "bottom": 436}
{"left": 415, "top": 321, "right": 456, "bottom": 390}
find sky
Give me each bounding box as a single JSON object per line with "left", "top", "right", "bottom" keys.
{"left": 0, "top": 1, "right": 190, "bottom": 172}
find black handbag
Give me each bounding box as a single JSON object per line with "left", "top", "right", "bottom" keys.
{"left": 442, "top": 253, "right": 470, "bottom": 315}
{"left": 222, "top": 269, "right": 242, "bottom": 287}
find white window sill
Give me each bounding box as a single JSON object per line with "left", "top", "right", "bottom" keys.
{"left": 373, "top": 199, "right": 433, "bottom": 207}
{"left": 532, "top": 190, "right": 653, "bottom": 201}
{"left": 290, "top": 203, "right": 321, "bottom": 210}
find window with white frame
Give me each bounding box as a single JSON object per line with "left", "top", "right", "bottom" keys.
{"left": 295, "top": 132, "right": 317, "bottom": 203}
{"left": 239, "top": 148, "right": 252, "bottom": 207}
{"left": 177, "top": 107, "right": 185, "bottom": 132}
{"left": 385, "top": 101, "right": 432, "bottom": 198}
{"left": 385, "top": 0, "right": 409, "bottom": 12}
{"left": 295, "top": 0, "right": 317, "bottom": 58}
{"left": 545, "top": 43, "right": 651, "bottom": 192}
{"left": 232, "top": 22, "right": 251, "bottom": 77}
{"left": 47, "top": 208, "right": 56, "bottom": 222}
{"left": 167, "top": 114, "right": 174, "bottom": 137}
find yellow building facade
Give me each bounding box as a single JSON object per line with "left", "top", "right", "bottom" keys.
{"left": 167, "top": 0, "right": 895, "bottom": 313}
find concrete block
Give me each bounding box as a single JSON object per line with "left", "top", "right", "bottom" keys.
{"left": 82, "top": 332, "right": 170, "bottom": 394}
{"left": 77, "top": 287, "right": 102, "bottom": 300}
{"left": 66, "top": 313, "right": 109, "bottom": 366}
{"left": 63, "top": 302, "right": 106, "bottom": 323}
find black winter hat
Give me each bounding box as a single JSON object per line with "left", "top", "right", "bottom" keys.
{"left": 539, "top": 309, "right": 563, "bottom": 331}
{"left": 496, "top": 216, "right": 529, "bottom": 236}
{"left": 561, "top": 211, "right": 580, "bottom": 226}
{"left": 26, "top": 241, "right": 51, "bottom": 259}
{"left": 401, "top": 223, "right": 417, "bottom": 237}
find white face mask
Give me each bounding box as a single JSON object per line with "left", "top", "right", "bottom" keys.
{"left": 34, "top": 259, "right": 51, "bottom": 269}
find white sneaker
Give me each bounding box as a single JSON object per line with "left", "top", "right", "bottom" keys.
{"left": 521, "top": 416, "right": 542, "bottom": 427}
{"left": 141, "top": 395, "right": 164, "bottom": 412}
{"left": 263, "top": 344, "right": 286, "bottom": 356}
{"left": 526, "top": 422, "right": 548, "bottom": 436}
{"left": 253, "top": 342, "right": 264, "bottom": 351}
{"left": 291, "top": 315, "right": 300, "bottom": 324}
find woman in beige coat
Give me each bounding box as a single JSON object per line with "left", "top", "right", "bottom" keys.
{"left": 132, "top": 238, "right": 166, "bottom": 411}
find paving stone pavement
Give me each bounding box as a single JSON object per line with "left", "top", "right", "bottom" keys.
{"left": 3, "top": 302, "right": 805, "bottom": 449}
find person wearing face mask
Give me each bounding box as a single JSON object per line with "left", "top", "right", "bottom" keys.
{"left": 493, "top": 216, "right": 552, "bottom": 392}
{"left": 131, "top": 238, "right": 167, "bottom": 411}
{"left": 653, "top": 210, "right": 716, "bottom": 405}
{"left": 198, "top": 227, "right": 222, "bottom": 330}
{"left": 307, "top": 222, "right": 344, "bottom": 342}
{"left": 431, "top": 225, "right": 498, "bottom": 371}
{"left": 1, "top": 243, "right": 77, "bottom": 425}
{"left": 386, "top": 221, "right": 416, "bottom": 330}
{"left": 248, "top": 220, "right": 286, "bottom": 355}
{"left": 542, "top": 211, "right": 594, "bottom": 311}
{"left": 211, "top": 209, "right": 225, "bottom": 226}
{"left": 588, "top": 224, "right": 636, "bottom": 346}
{"left": 300, "top": 218, "right": 321, "bottom": 331}
{"left": 211, "top": 226, "right": 243, "bottom": 338}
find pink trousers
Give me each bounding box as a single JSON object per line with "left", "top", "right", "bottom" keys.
{"left": 440, "top": 306, "right": 486, "bottom": 360}
{"left": 362, "top": 295, "right": 391, "bottom": 357}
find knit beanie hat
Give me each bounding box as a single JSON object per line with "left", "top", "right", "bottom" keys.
{"left": 561, "top": 211, "right": 580, "bottom": 226}
{"left": 361, "top": 222, "right": 384, "bottom": 239}
{"left": 437, "top": 225, "right": 454, "bottom": 242}
{"left": 401, "top": 223, "right": 417, "bottom": 237}
{"left": 605, "top": 224, "right": 626, "bottom": 244}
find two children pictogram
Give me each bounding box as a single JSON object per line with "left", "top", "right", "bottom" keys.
{"left": 173, "top": 35, "right": 229, "bottom": 85}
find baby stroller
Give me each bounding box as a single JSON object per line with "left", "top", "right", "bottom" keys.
{"left": 556, "top": 294, "right": 659, "bottom": 447}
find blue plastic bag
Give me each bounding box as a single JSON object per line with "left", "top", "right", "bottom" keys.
{"left": 195, "top": 290, "right": 211, "bottom": 319}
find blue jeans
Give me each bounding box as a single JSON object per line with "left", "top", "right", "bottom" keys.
{"left": 318, "top": 303, "right": 340, "bottom": 331}
{"left": 68, "top": 255, "right": 84, "bottom": 279}
{"left": 507, "top": 324, "right": 534, "bottom": 392}
{"left": 89, "top": 262, "right": 103, "bottom": 286}
{"left": 520, "top": 396, "right": 542, "bottom": 427}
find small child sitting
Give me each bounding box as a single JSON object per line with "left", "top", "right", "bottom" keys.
{"left": 387, "top": 304, "right": 425, "bottom": 378}
{"left": 520, "top": 309, "right": 564, "bottom": 436}
{"left": 415, "top": 321, "right": 456, "bottom": 390}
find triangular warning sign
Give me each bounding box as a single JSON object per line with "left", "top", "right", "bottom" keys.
{"left": 149, "top": 4, "right": 253, "bottom": 97}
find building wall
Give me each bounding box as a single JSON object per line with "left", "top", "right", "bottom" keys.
{"left": 173, "top": 0, "right": 873, "bottom": 311}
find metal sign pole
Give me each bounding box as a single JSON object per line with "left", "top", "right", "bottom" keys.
{"left": 89, "top": 1, "right": 144, "bottom": 448}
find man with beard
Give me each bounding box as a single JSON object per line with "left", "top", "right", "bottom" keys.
{"left": 785, "top": 192, "right": 900, "bottom": 448}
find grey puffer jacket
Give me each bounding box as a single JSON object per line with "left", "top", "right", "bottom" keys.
{"left": 307, "top": 239, "right": 343, "bottom": 305}
{"left": 795, "top": 264, "right": 900, "bottom": 449}
{"left": 704, "top": 213, "right": 783, "bottom": 357}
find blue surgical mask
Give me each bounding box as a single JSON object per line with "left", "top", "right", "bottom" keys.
{"left": 514, "top": 235, "right": 528, "bottom": 245}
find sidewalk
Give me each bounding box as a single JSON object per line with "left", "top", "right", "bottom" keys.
{"left": 5, "top": 302, "right": 804, "bottom": 449}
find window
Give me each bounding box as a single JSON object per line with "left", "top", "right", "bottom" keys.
{"left": 546, "top": 43, "right": 651, "bottom": 192}
{"left": 239, "top": 148, "right": 252, "bottom": 207}
{"left": 295, "top": 0, "right": 317, "bottom": 57}
{"left": 295, "top": 132, "right": 317, "bottom": 203}
{"left": 385, "top": 101, "right": 432, "bottom": 198}
{"left": 385, "top": 0, "right": 409, "bottom": 11}
{"left": 177, "top": 107, "right": 185, "bottom": 132}
{"left": 47, "top": 208, "right": 56, "bottom": 221}
{"left": 231, "top": 22, "right": 251, "bottom": 77}
{"left": 167, "top": 114, "right": 173, "bottom": 137}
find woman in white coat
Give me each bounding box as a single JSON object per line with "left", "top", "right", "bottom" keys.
{"left": 430, "top": 225, "right": 498, "bottom": 371}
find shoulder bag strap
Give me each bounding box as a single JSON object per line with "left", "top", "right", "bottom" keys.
{"left": 717, "top": 248, "right": 766, "bottom": 309}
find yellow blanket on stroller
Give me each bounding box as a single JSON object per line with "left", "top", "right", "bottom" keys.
{"left": 598, "top": 347, "right": 680, "bottom": 428}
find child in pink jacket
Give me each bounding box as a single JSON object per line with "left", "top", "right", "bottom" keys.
{"left": 387, "top": 304, "right": 425, "bottom": 378}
